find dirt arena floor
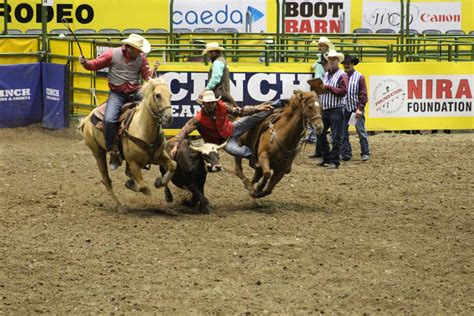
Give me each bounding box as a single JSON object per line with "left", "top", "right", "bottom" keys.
{"left": 0, "top": 125, "right": 473, "bottom": 314}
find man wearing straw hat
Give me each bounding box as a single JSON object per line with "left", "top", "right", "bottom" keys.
{"left": 316, "top": 49, "right": 348, "bottom": 169}
{"left": 311, "top": 36, "right": 335, "bottom": 80}
{"left": 79, "top": 34, "right": 153, "bottom": 170}
{"left": 200, "top": 42, "right": 237, "bottom": 106}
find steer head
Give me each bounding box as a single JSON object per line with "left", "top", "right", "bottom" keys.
{"left": 189, "top": 141, "right": 227, "bottom": 172}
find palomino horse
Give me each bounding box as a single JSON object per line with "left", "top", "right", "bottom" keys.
{"left": 234, "top": 90, "right": 323, "bottom": 199}
{"left": 80, "top": 77, "right": 177, "bottom": 208}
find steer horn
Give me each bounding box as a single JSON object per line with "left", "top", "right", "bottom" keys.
{"left": 216, "top": 140, "right": 228, "bottom": 150}
{"left": 189, "top": 143, "right": 203, "bottom": 153}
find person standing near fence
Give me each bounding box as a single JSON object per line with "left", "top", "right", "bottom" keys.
{"left": 79, "top": 34, "right": 153, "bottom": 170}
{"left": 199, "top": 42, "right": 237, "bottom": 106}
{"left": 308, "top": 37, "right": 335, "bottom": 156}
{"left": 340, "top": 54, "right": 371, "bottom": 162}
{"left": 316, "top": 49, "right": 348, "bottom": 169}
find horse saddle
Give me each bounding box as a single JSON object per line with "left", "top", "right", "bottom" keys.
{"left": 90, "top": 101, "right": 138, "bottom": 135}
{"left": 240, "top": 99, "right": 289, "bottom": 152}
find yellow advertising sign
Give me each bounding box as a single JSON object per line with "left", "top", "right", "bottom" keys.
{"left": 2, "top": 0, "right": 473, "bottom": 33}
{"left": 1, "top": 0, "right": 169, "bottom": 32}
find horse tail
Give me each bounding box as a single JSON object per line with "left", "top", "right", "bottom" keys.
{"left": 77, "top": 116, "right": 87, "bottom": 132}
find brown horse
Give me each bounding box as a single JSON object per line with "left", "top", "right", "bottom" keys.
{"left": 79, "top": 78, "right": 177, "bottom": 209}
{"left": 234, "top": 90, "right": 323, "bottom": 198}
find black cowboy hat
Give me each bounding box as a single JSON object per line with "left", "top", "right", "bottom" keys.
{"left": 341, "top": 54, "right": 359, "bottom": 65}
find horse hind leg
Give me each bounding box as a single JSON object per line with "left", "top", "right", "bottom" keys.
{"left": 92, "top": 145, "right": 122, "bottom": 209}
{"left": 234, "top": 156, "right": 252, "bottom": 191}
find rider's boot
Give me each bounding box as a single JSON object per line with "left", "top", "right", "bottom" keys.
{"left": 248, "top": 153, "right": 261, "bottom": 168}
{"left": 104, "top": 122, "right": 122, "bottom": 171}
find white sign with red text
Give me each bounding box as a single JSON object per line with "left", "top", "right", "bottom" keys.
{"left": 362, "top": 1, "right": 461, "bottom": 33}
{"left": 283, "top": 0, "right": 351, "bottom": 33}
{"left": 369, "top": 75, "right": 473, "bottom": 118}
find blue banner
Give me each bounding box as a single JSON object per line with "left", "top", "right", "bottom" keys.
{"left": 41, "top": 63, "right": 69, "bottom": 129}
{"left": 0, "top": 63, "right": 42, "bottom": 128}
{"left": 160, "top": 71, "right": 312, "bottom": 129}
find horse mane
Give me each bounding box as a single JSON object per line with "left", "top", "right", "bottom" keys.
{"left": 139, "top": 77, "right": 169, "bottom": 107}
{"left": 288, "top": 90, "right": 305, "bottom": 113}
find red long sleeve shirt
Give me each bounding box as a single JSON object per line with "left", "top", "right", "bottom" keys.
{"left": 83, "top": 45, "right": 153, "bottom": 94}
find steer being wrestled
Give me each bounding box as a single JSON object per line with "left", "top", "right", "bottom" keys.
{"left": 157, "top": 138, "right": 226, "bottom": 214}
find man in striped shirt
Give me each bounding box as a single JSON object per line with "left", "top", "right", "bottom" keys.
{"left": 340, "top": 55, "right": 370, "bottom": 161}
{"left": 316, "top": 50, "right": 348, "bottom": 169}
{"left": 308, "top": 36, "right": 334, "bottom": 153}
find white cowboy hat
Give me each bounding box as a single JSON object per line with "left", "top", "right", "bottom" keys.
{"left": 199, "top": 90, "right": 221, "bottom": 104}
{"left": 318, "top": 36, "right": 332, "bottom": 46}
{"left": 324, "top": 49, "right": 344, "bottom": 63}
{"left": 202, "top": 42, "right": 225, "bottom": 55}
{"left": 122, "top": 34, "right": 151, "bottom": 54}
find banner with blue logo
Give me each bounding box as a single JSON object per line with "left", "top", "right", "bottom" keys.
{"left": 0, "top": 62, "right": 69, "bottom": 129}
{"left": 41, "top": 63, "right": 69, "bottom": 129}
{"left": 0, "top": 63, "right": 42, "bottom": 128}
{"left": 173, "top": 0, "right": 267, "bottom": 33}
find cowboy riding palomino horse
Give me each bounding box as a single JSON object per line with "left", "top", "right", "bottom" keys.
{"left": 80, "top": 77, "right": 177, "bottom": 209}
{"left": 234, "top": 90, "right": 323, "bottom": 198}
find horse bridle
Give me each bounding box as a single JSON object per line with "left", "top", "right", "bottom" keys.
{"left": 146, "top": 86, "right": 172, "bottom": 123}
{"left": 146, "top": 101, "right": 171, "bottom": 122}
{"left": 301, "top": 97, "right": 322, "bottom": 126}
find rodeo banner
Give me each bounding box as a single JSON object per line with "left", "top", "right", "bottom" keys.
{"left": 154, "top": 62, "right": 474, "bottom": 132}
{"left": 365, "top": 62, "right": 474, "bottom": 131}
{"left": 282, "top": 0, "right": 351, "bottom": 33}
{"left": 362, "top": 0, "right": 462, "bottom": 33}
{"left": 0, "top": 62, "right": 68, "bottom": 129}
{"left": 159, "top": 70, "right": 313, "bottom": 128}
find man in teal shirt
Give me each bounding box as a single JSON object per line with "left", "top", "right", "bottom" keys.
{"left": 200, "top": 42, "right": 237, "bottom": 106}
{"left": 311, "top": 37, "right": 334, "bottom": 79}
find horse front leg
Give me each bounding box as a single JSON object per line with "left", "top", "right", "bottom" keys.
{"left": 254, "top": 169, "right": 286, "bottom": 199}
{"left": 234, "top": 156, "right": 252, "bottom": 191}
{"left": 125, "top": 161, "right": 151, "bottom": 195}
{"left": 154, "top": 151, "right": 177, "bottom": 188}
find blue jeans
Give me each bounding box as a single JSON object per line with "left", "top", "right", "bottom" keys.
{"left": 104, "top": 90, "right": 140, "bottom": 151}
{"left": 104, "top": 90, "right": 141, "bottom": 123}
{"left": 317, "top": 107, "right": 344, "bottom": 166}
{"left": 341, "top": 109, "right": 370, "bottom": 159}
{"left": 225, "top": 110, "right": 273, "bottom": 158}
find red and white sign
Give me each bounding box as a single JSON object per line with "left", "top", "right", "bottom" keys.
{"left": 362, "top": 1, "right": 461, "bottom": 33}
{"left": 284, "top": 0, "right": 351, "bottom": 33}
{"left": 369, "top": 75, "right": 473, "bottom": 118}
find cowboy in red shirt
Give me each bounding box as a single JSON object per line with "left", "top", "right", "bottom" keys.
{"left": 170, "top": 91, "right": 273, "bottom": 162}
